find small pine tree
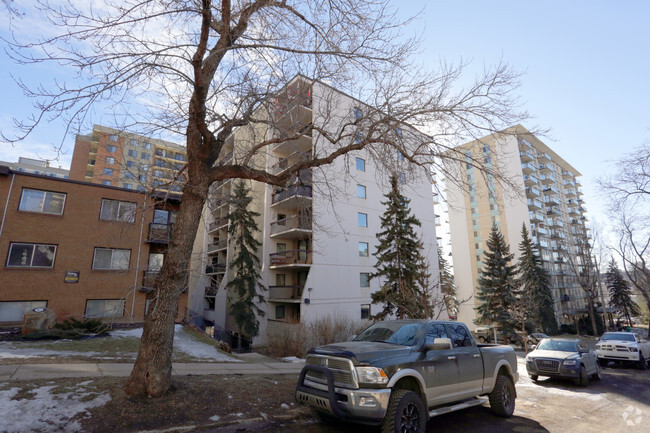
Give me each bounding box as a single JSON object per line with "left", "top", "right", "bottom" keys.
{"left": 371, "top": 175, "right": 431, "bottom": 319}
{"left": 475, "top": 224, "right": 517, "bottom": 336}
{"left": 606, "top": 258, "right": 640, "bottom": 328}
{"left": 438, "top": 246, "right": 458, "bottom": 317}
{"left": 516, "top": 224, "right": 558, "bottom": 335}
{"left": 225, "top": 181, "right": 266, "bottom": 342}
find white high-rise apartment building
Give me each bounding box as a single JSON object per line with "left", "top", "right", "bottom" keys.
{"left": 188, "top": 76, "right": 441, "bottom": 345}
{"left": 446, "top": 125, "right": 590, "bottom": 330}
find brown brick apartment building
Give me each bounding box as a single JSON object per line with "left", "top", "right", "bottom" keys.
{"left": 0, "top": 166, "right": 187, "bottom": 324}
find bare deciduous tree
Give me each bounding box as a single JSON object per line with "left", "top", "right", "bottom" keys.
{"left": 3, "top": 0, "right": 530, "bottom": 397}
{"left": 598, "top": 143, "right": 650, "bottom": 210}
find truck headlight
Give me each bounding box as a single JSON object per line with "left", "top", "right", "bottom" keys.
{"left": 595, "top": 345, "right": 601, "bottom": 350}
{"left": 629, "top": 347, "right": 638, "bottom": 352}
{"left": 356, "top": 367, "right": 389, "bottom": 385}
{"left": 563, "top": 360, "right": 577, "bottom": 366}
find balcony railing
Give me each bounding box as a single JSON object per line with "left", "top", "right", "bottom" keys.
{"left": 272, "top": 185, "right": 313, "bottom": 204}
{"left": 205, "top": 263, "right": 226, "bottom": 274}
{"left": 269, "top": 249, "right": 312, "bottom": 266}
{"left": 147, "top": 223, "right": 173, "bottom": 243}
{"left": 271, "top": 151, "right": 311, "bottom": 175}
{"left": 208, "top": 217, "right": 229, "bottom": 232}
{"left": 270, "top": 215, "right": 312, "bottom": 235}
{"left": 268, "top": 285, "right": 305, "bottom": 300}
{"left": 141, "top": 270, "right": 159, "bottom": 292}
{"left": 207, "top": 239, "right": 228, "bottom": 253}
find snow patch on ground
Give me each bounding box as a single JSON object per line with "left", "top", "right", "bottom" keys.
{"left": 172, "top": 325, "right": 241, "bottom": 362}
{"left": 0, "top": 382, "right": 110, "bottom": 433}
{"left": 280, "top": 356, "right": 304, "bottom": 363}
{"left": 0, "top": 345, "right": 102, "bottom": 359}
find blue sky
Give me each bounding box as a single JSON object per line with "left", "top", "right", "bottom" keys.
{"left": 1, "top": 0, "right": 649, "bottom": 233}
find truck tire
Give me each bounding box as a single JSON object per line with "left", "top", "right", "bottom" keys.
{"left": 381, "top": 389, "right": 427, "bottom": 433}
{"left": 638, "top": 354, "right": 647, "bottom": 370}
{"left": 488, "top": 374, "right": 515, "bottom": 417}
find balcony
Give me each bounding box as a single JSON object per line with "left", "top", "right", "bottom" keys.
{"left": 537, "top": 152, "right": 552, "bottom": 163}
{"left": 546, "top": 207, "right": 561, "bottom": 216}
{"left": 272, "top": 127, "right": 313, "bottom": 157}
{"left": 526, "top": 187, "right": 541, "bottom": 197}
{"left": 562, "top": 170, "right": 574, "bottom": 179}
{"left": 521, "top": 161, "right": 537, "bottom": 174}
{"left": 539, "top": 173, "right": 557, "bottom": 184}
{"left": 527, "top": 199, "right": 543, "bottom": 210}
{"left": 523, "top": 174, "right": 539, "bottom": 185}
{"left": 271, "top": 151, "right": 311, "bottom": 175}
{"left": 270, "top": 215, "right": 312, "bottom": 239}
{"left": 542, "top": 185, "right": 559, "bottom": 195}
{"left": 561, "top": 294, "right": 570, "bottom": 302}
{"left": 538, "top": 164, "right": 553, "bottom": 174}
{"left": 529, "top": 212, "right": 545, "bottom": 222}
{"left": 565, "top": 188, "right": 576, "bottom": 197}
{"left": 208, "top": 217, "right": 229, "bottom": 233}
{"left": 216, "top": 151, "right": 233, "bottom": 166}
{"left": 146, "top": 223, "right": 173, "bottom": 244}
{"left": 549, "top": 219, "right": 564, "bottom": 228}
{"left": 207, "top": 239, "right": 228, "bottom": 254}
{"left": 273, "top": 95, "right": 313, "bottom": 134}
{"left": 271, "top": 184, "right": 313, "bottom": 210}
{"left": 544, "top": 195, "right": 559, "bottom": 206}
{"left": 268, "top": 285, "right": 304, "bottom": 302}
{"left": 519, "top": 150, "right": 535, "bottom": 162}
{"left": 141, "top": 270, "right": 158, "bottom": 293}
{"left": 269, "top": 249, "right": 312, "bottom": 269}
{"left": 205, "top": 263, "right": 226, "bottom": 275}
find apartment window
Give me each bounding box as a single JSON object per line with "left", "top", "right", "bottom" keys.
{"left": 275, "top": 305, "right": 286, "bottom": 320}
{"left": 472, "top": 219, "right": 479, "bottom": 227}
{"left": 473, "top": 231, "right": 480, "bottom": 238}
{"left": 395, "top": 127, "right": 402, "bottom": 137}
{"left": 18, "top": 188, "right": 66, "bottom": 215}
{"left": 142, "top": 142, "right": 151, "bottom": 149}
{"left": 109, "top": 134, "right": 119, "bottom": 142}
{"left": 138, "top": 174, "right": 147, "bottom": 182}
{"left": 137, "top": 185, "right": 145, "bottom": 192}
{"left": 276, "top": 274, "right": 286, "bottom": 286}
{"left": 103, "top": 168, "right": 113, "bottom": 176}
{"left": 475, "top": 243, "right": 480, "bottom": 250}
{"left": 124, "top": 183, "right": 133, "bottom": 190}
{"left": 85, "top": 299, "right": 125, "bottom": 318}
{"left": 356, "top": 157, "right": 365, "bottom": 171}
{"left": 128, "top": 149, "right": 138, "bottom": 157}
{"left": 100, "top": 199, "right": 136, "bottom": 222}
{"left": 126, "top": 160, "right": 135, "bottom": 168}
{"left": 141, "top": 152, "right": 150, "bottom": 160}
{"left": 484, "top": 156, "right": 492, "bottom": 164}
{"left": 361, "top": 304, "right": 370, "bottom": 320}
{"left": 6, "top": 243, "right": 56, "bottom": 268}
{"left": 107, "top": 145, "right": 117, "bottom": 153}
{"left": 130, "top": 139, "right": 138, "bottom": 147}
{"left": 125, "top": 172, "right": 134, "bottom": 179}
{"left": 398, "top": 172, "right": 406, "bottom": 184}
{"left": 92, "top": 248, "right": 131, "bottom": 270}
{"left": 359, "top": 242, "right": 369, "bottom": 257}
{"left": 155, "top": 148, "right": 166, "bottom": 157}
{"left": 483, "top": 145, "right": 490, "bottom": 154}
{"left": 358, "top": 212, "right": 368, "bottom": 227}
{"left": 360, "top": 272, "right": 370, "bottom": 287}
{"left": 276, "top": 243, "right": 287, "bottom": 252}
{"left": 101, "top": 180, "right": 112, "bottom": 186}
{"left": 471, "top": 207, "right": 477, "bottom": 215}
{"left": 153, "top": 169, "right": 165, "bottom": 178}
{"left": 354, "top": 132, "right": 363, "bottom": 144}
{"left": 148, "top": 253, "right": 164, "bottom": 273}
{"left": 354, "top": 107, "right": 363, "bottom": 119}
{"left": 0, "top": 301, "right": 47, "bottom": 322}
{"left": 490, "top": 204, "right": 496, "bottom": 211}
{"left": 105, "top": 156, "right": 115, "bottom": 165}
{"left": 175, "top": 154, "right": 185, "bottom": 161}
{"left": 397, "top": 150, "right": 403, "bottom": 161}
{"left": 357, "top": 184, "right": 366, "bottom": 199}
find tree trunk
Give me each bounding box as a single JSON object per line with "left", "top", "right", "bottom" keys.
{"left": 588, "top": 301, "right": 598, "bottom": 337}
{"left": 125, "top": 177, "right": 209, "bottom": 397}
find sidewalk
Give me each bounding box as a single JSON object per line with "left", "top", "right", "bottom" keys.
{"left": 0, "top": 353, "right": 305, "bottom": 381}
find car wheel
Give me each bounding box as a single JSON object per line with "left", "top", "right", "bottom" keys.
{"left": 529, "top": 374, "right": 538, "bottom": 382}
{"left": 638, "top": 354, "right": 647, "bottom": 370}
{"left": 591, "top": 364, "right": 601, "bottom": 381}
{"left": 489, "top": 374, "right": 515, "bottom": 417}
{"left": 575, "top": 366, "right": 589, "bottom": 387}
{"left": 381, "top": 389, "right": 426, "bottom": 433}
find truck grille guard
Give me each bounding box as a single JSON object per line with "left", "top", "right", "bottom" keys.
{"left": 296, "top": 364, "right": 349, "bottom": 419}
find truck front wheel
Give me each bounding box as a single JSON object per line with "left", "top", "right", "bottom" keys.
{"left": 381, "top": 389, "right": 427, "bottom": 433}
{"left": 489, "top": 374, "right": 515, "bottom": 417}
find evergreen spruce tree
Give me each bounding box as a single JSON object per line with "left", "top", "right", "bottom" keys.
{"left": 475, "top": 224, "right": 517, "bottom": 335}
{"left": 606, "top": 259, "right": 640, "bottom": 328}
{"left": 225, "top": 181, "right": 266, "bottom": 343}
{"left": 438, "top": 247, "right": 458, "bottom": 318}
{"left": 516, "top": 224, "right": 558, "bottom": 335}
{"left": 371, "top": 175, "right": 431, "bottom": 319}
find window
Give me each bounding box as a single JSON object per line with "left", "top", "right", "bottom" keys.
{"left": 107, "top": 145, "right": 117, "bottom": 153}
{"left": 125, "top": 172, "right": 134, "bottom": 179}
{"left": 395, "top": 127, "right": 403, "bottom": 137}
{"left": 138, "top": 175, "right": 147, "bottom": 182}
{"left": 100, "top": 199, "right": 136, "bottom": 222}
{"left": 360, "top": 272, "right": 370, "bottom": 287}
{"left": 397, "top": 150, "right": 403, "bottom": 161}
{"left": 356, "top": 157, "right": 365, "bottom": 171}
{"left": 354, "top": 107, "right": 363, "bottom": 119}
{"left": 130, "top": 139, "right": 138, "bottom": 147}
{"left": 471, "top": 207, "right": 477, "bottom": 215}
{"left": 276, "top": 274, "right": 286, "bottom": 286}
{"left": 445, "top": 323, "right": 473, "bottom": 347}
{"left": 361, "top": 304, "right": 370, "bottom": 320}
{"left": 137, "top": 185, "right": 145, "bottom": 192}
{"left": 473, "top": 231, "right": 479, "bottom": 238}
{"left": 425, "top": 324, "right": 449, "bottom": 345}
{"left": 358, "top": 242, "right": 369, "bottom": 257}
{"left": 105, "top": 156, "right": 115, "bottom": 165}
{"left": 124, "top": 183, "right": 133, "bottom": 190}
{"left": 85, "top": 299, "right": 124, "bottom": 318}
{"left": 142, "top": 142, "right": 152, "bottom": 149}
{"left": 92, "top": 248, "right": 131, "bottom": 270}
{"left": 109, "top": 134, "right": 119, "bottom": 142}
{"left": 148, "top": 253, "right": 164, "bottom": 273}
{"left": 141, "top": 152, "right": 150, "bottom": 160}
{"left": 354, "top": 132, "right": 363, "bottom": 144}
{"left": 153, "top": 169, "right": 164, "bottom": 178}
{"left": 128, "top": 149, "right": 138, "bottom": 157}
{"left": 18, "top": 188, "right": 66, "bottom": 215}
{"left": 6, "top": 243, "right": 56, "bottom": 268}
{"left": 175, "top": 154, "right": 184, "bottom": 161}
{"left": 357, "top": 184, "right": 366, "bottom": 199}
{"left": 398, "top": 172, "right": 406, "bottom": 184}
{"left": 103, "top": 168, "right": 113, "bottom": 176}
{"left": 276, "top": 243, "right": 287, "bottom": 252}
{"left": 101, "top": 180, "right": 112, "bottom": 186}
{"left": 126, "top": 160, "right": 136, "bottom": 168}
{"left": 358, "top": 212, "right": 368, "bottom": 227}
{"left": 155, "top": 159, "right": 166, "bottom": 168}
{"left": 275, "top": 305, "right": 286, "bottom": 320}
{"left": 0, "top": 301, "right": 47, "bottom": 322}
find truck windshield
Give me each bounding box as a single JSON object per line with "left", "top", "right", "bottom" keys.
{"left": 601, "top": 333, "right": 636, "bottom": 342}
{"left": 354, "top": 322, "right": 422, "bottom": 346}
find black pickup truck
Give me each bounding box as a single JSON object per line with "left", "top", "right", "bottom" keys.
{"left": 296, "top": 320, "right": 519, "bottom": 433}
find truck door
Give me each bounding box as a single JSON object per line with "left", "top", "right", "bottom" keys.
{"left": 421, "top": 323, "right": 460, "bottom": 406}
{"left": 445, "top": 323, "right": 484, "bottom": 397}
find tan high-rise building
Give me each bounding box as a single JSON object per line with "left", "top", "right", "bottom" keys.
{"left": 70, "top": 125, "right": 187, "bottom": 194}
{"left": 446, "top": 125, "right": 590, "bottom": 330}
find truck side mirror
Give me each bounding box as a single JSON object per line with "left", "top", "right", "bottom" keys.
{"left": 425, "top": 337, "right": 453, "bottom": 351}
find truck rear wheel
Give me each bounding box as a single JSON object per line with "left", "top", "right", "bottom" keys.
{"left": 381, "top": 389, "right": 427, "bottom": 433}
{"left": 488, "top": 374, "right": 515, "bottom": 417}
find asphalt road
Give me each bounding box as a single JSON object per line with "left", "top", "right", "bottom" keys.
{"left": 204, "top": 355, "right": 650, "bottom": 433}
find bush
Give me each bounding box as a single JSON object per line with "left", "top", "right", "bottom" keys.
{"left": 54, "top": 317, "right": 109, "bottom": 335}
{"left": 559, "top": 323, "right": 577, "bottom": 335}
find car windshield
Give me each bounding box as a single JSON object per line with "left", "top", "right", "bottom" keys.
{"left": 601, "top": 333, "right": 636, "bottom": 342}
{"left": 355, "top": 322, "right": 423, "bottom": 346}
{"left": 536, "top": 339, "right": 578, "bottom": 352}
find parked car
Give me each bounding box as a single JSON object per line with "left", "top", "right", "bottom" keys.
{"left": 526, "top": 333, "right": 550, "bottom": 347}
{"left": 472, "top": 326, "right": 522, "bottom": 346}
{"left": 296, "top": 320, "right": 519, "bottom": 433}
{"left": 596, "top": 332, "right": 650, "bottom": 370}
{"left": 525, "top": 338, "right": 600, "bottom": 386}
